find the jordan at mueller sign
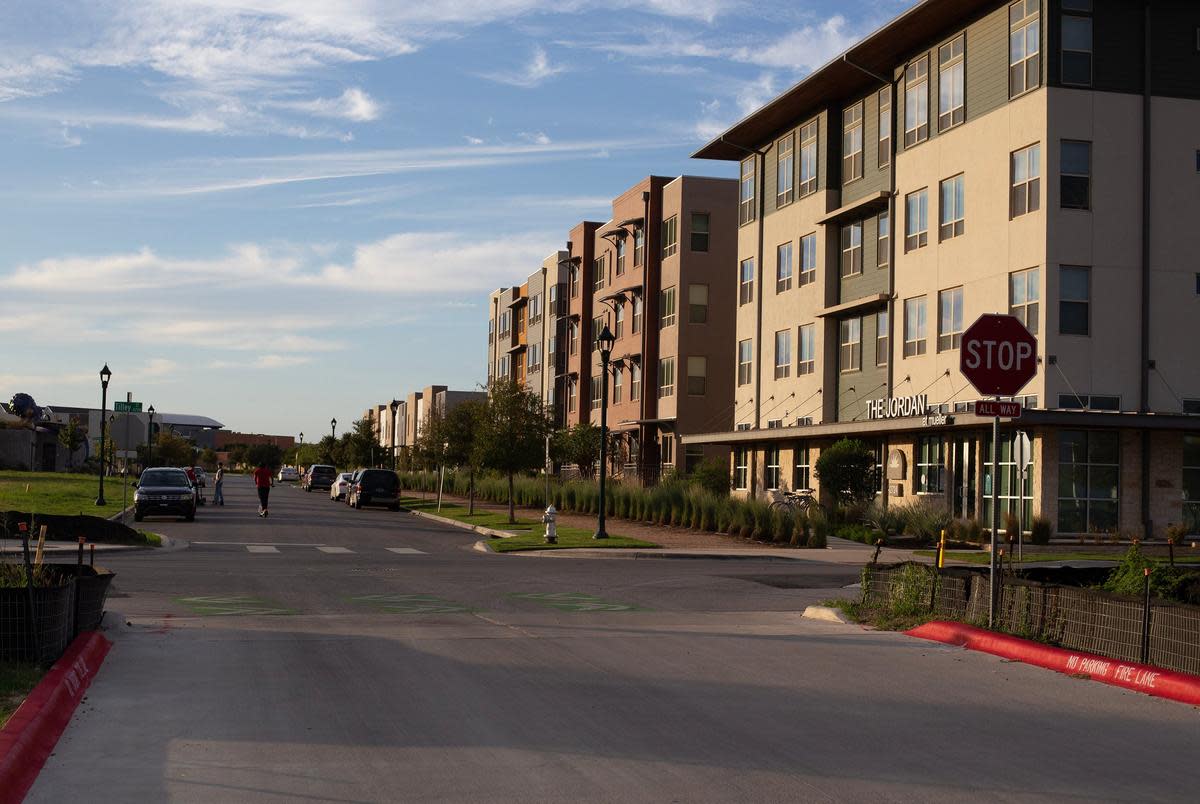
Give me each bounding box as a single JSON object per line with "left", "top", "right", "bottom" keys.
{"left": 864, "top": 394, "right": 929, "bottom": 421}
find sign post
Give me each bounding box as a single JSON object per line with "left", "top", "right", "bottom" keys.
{"left": 960, "top": 314, "right": 1038, "bottom": 628}
{"left": 116, "top": 398, "right": 141, "bottom": 523}
{"left": 1013, "top": 431, "right": 1032, "bottom": 562}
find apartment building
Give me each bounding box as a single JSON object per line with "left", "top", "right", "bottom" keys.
{"left": 559, "top": 176, "right": 738, "bottom": 482}
{"left": 368, "top": 385, "right": 488, "bottom": 466}
{"left": 687, "top": 0, "right": 1200, "bottom": 537}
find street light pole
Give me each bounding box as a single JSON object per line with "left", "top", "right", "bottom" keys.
{"left": 390, "top": 399, "right": 400, "bottom": 471}
{"left": 331, "top": 418, "right": 337, "bottom": 440}
{"left": 594, "top": 324, "right": 615, "bottom": 539}
{"left": 147, "top": 405, "right": 155, "bottom": 467}
{"left": 96, "top": 364, "right": 111, "bottom": 506}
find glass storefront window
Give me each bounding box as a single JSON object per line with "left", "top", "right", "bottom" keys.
{"left": 1184, "top": 435, "right": 1200, "bottom": 534}
{"left": 1055, "top": 430, "right": 1118, "bottom": 534}
{"left": 794, "top": 445, "right": 811, "bottom": 490}
{"left": 916, "top": 436, "right": 945, "bottom": 494}
{"left": 983, "top": 432, "right": 1035, "bottom": 529}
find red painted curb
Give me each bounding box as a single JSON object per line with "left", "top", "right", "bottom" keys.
{"left": 907, "top": 621, "right": 1200, "bottom": 707}
{"left": 0, "top": 631, "right": 112, "bottom": 804}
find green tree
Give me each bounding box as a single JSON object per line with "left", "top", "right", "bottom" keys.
{"left": 139, "top": 431, "right": 196, "bottom": 467}
{"left": 245, "top": 443, "right": 284, "bottom": 470}
{"left": 473, "top": 380, "right": 552, "bottom": 523}
{"left": 443, "top": 400, "right": 484, "bottom": 514}
{"left": 814, "top": 438, "right": 877, "bottom": 511}
{"left": 552, "top": 423, "right": 603, "bottom": 480}
{"left": 227, "top": 444, "right": 249, "bottom": 468}
{"left": 57, "top": 418, "right": 86, "bottom": 468}
{"left": 199, "top": 448, "right": 218, "bottom": 470}
{"left": 315, "top": 435, "right": 337, "bottom": 467}
{"left": 689, "top": 456, "right": 732, "bottom": 497}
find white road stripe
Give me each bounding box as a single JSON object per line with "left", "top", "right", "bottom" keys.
{"left": 245, "top": 545, "right": 280, "bottom": 554}
{"left": 316, "top": 546, "right": 354, "bottom": 554}
{"left": 386, "top": 547, "right": 426, "bottom": 555}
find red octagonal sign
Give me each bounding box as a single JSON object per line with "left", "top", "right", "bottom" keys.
{"left": 960, "top": 314, "right": 1038, "bottom": 397}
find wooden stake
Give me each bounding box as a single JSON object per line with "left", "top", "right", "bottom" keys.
{"left": 34, "top": 525, "right": 47, "bottom": 566}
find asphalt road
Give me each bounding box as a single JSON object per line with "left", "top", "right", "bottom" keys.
{"left": 28, "top": 476, "right": 1199, "bottom": 803}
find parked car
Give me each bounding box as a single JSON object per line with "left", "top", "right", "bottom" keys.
{"left": 303, "top": 464, "right": 337, "bottom": 492}
{"left": 344, "top": 469, "right": 363, "bottom": 505}
{"left": 277, "top": 466, "right": 300, "bottom": 482}
{"left": 330, "top": 472, "right": 354, "bottom": 501}
{"left": 348, "top": 468, "right": 401, "bottom": 511}
{"left": 133, "top": 467, "right": 196, "bottom": 522}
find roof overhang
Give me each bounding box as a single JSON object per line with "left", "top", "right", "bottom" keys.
{"left": 816, "top": 191, "right": 891, "bottom": 225}
{"left": 817, "top": 293, "right": 890, "bottom": 319}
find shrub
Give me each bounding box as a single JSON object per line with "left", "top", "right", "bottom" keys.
{"left": 1003, "top": 511, "right": 1020, "bottom": 543}
{"left": 1029, "top": 516, "right": 1052, "bottom": 545}
{"left": 808, "top": 513, "right": 829, "bottom": 549}
{"left": 814, "top": 438, "right": 878, "bottom": 510}
{"left": 965, "top": 519, "right": 985, "bottom": 544}
{"left": 863, "top": 502, "right": 904, "bottom": 544}
{"left": 689, "top": 457, "right": 731, "bottom": 497}
{"left": 897, "top": 497, "right": 953, "bottom": 543}
{"left": 1103, "top": 544, "right": 1190, "bottom": 601}
{"left": 790, "top": 513, "right": 809, "bottom": 547}
{"left": 834, "top": 524, "right": 875, "bottom": 545}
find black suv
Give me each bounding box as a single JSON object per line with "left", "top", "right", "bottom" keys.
{"left": 348, "top": 469, "right": 400, "bottom": 511}
{"left": 134, "top": 467, "right": 197, "bottom": 522}
{"left": 303, "top": 464, "right": 337, "bottom": 492}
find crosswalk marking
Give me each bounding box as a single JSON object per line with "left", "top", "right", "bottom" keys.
{"left": 386, "top": 547, "right": 426, "bottom": 555}
{"left": 317, "top": 546, "right": 354, "bottom": 554}
{"left": 245, "top": 545, "right": 280, "bottom": 554}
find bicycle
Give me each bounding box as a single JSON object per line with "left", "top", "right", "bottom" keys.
{"left": 769, "top": 488, "right": 822, "bottom": 515}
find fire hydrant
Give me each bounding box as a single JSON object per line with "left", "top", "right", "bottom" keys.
{"left": 543, "top": 505, "right": 558, "bottom": 544}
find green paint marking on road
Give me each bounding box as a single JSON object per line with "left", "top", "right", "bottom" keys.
{"left": 347, "top": 594, "right": 477, "bottom": 614}
{"left": 175, "top": 595, "right": 296, "bottom": 616}
{"left": 508, "top": 592, "right": 646, "bottom": 613}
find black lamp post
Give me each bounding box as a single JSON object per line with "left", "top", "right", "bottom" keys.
{"left": 96, "top": 364, "right": 112, "bottom": 505}
{"left": 331, "top": 418, "right": 337, "bottom": 440}
{"left": 390, "top": 399, "right": 400, "bottom": 469}
{"left": 594, "top": 324, "right": 616, "bottom": 539}
{"left": 146, "top": 405, "right": 155, "bottom": 467}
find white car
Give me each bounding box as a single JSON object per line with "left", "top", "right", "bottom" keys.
{"left": 277, "top": 466, "right": 300, "bottom": 482}
{"left": 330, "top": 472, "right": 353, "bottom": 501}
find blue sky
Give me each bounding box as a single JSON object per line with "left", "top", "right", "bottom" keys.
{"left": 0, "top": 0, "right": 908, "bottom": 436}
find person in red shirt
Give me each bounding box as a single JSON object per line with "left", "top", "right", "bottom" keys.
{"left": 252, "top": 462, "right": 274, "bottom": 517}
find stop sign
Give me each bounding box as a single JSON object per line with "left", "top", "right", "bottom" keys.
{"left": 960, "top": 314, "right": 1038, "bottom": 397}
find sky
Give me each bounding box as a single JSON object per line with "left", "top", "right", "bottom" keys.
{"left": 0, "top": 0, "right": 911, "bottom": 437}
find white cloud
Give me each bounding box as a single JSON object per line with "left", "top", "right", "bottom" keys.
{"left": 735, "top": 72, "right": 778, "bottom": 116}
{"left": 208, "top": 354, "right": 313, "bottom": 370}
{"left": 463, "top": 135, "right": 484, "bottom": 145}
{"left": 731, "top": 16, "right": 857, "bottom": 72}
{"left": 518, "top": 131, "right": 552, "bottom": 146}
{"left": 269, "top": 87, "right": 381, "bottom": 122}
{"left": 481, "top": 47, "right": 566, "bottom": 88}
{"left": 58, "top": 124, "right": 83, "bottom": 148}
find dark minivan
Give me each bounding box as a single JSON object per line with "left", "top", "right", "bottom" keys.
{"left": 303, "top": 464, "right": 337, "bottom": 492}
{"left": 348, "top": 469, "right": 400, "bottom": 511}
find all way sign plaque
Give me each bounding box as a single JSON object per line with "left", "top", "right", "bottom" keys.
{"left": 975, "top": 400, "right": 1022, "bottom": 418}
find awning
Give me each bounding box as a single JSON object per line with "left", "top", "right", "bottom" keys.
{"left": 817, "top": 293, "right": 890, "bottom": 318}
{"left": 816, "top": 191, "right": 891, "bottom": 225}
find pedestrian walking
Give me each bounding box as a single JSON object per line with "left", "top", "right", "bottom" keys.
{"left": 253, "top": 461, "right": 273, "bottom": 517}
{"left": 213, "top": 462, "right": 225, "bottom": 506}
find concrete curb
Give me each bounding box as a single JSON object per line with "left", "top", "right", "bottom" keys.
{"left": 504, "top": 548, "right": 811, "bottom": 562}
{"left": 0, "top": 630, "right": 112, "bottom": 804}
{"left": 403, "top": 508, "right": 517, "bottom": 540}
{"left": 907, "top": 621, "right": 1200, "bottom": 707}
{"left": 801, "top": 605, "right": 855, "bottom": 624}
{"left": 473, "top": 540, "right": 495, "bottom": 553}
{"left": 105, "top": 505, "right": 135, "bottom": 523}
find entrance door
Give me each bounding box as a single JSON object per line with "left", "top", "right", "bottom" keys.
{"left": 951, "top": 435, "right": 976, "bottom": 519}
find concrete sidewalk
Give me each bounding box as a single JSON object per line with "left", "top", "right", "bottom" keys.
{"left": 496, "top": 540, "right": 925, "bottom": 564}
{"left": 0, "top": 539, "right": 154, "bottom": 555}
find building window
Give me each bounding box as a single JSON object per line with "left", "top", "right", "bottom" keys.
{"left": 499, "top": 310, "right": 511, "bottom": 336}
{"left": 840, "top": 317, "right": 862, "bottom": 372}
{"left": 590, "top": 316, "right": 603, "bottom": 352}
{"left": 841, "top": 222, "right": 863, "bottom": 277}
{"left": 774, "top": 329, "right": 791, "bottom": 379}
{"left": 797, "top": 323, "right": 815, "bottom": 376}
{"left": 593, "top": 255, "right": 607, "bottom": 291}
{"left": 689, "top": 284, "right": 709, "bottom": 324}
{"left": 631, "top": 363, "right": 641, "bottom": 401}
{"left": 1184, "top": 435, "right": 1200, "bottom": 534}
{"left": 1010, "top": 267, "right": 1040, "bottom": 333}
{"left": 1060, "top": 140, "right": 1091, "bottom": 210}
{"left": 765, "top": 447, "right": 782, "bottom": 491}
{"left": 776, "top": 133, "right": 795, "bottom": 206}
{"left": 568, "top": 320, "right": 579, "bottom": 354}
{"left": 633, "top": 226, "right": 644, "bottom": 266}
{"left": 612, "top": 366, "right": 623, "bottom": 404}
{"left": 737, "top": 339, "right": 753, "bottom": 386}
{"left": 661, "top": 215, "right": 678, "bottom": 259}
{"left": 904, "top": 55, "right": 929, "bottom": 147}
{"left": 690, "top": 212, "right": 709, "bottom": 252}
{"left": 1009, "top": 0, "right": 1041, "bottom": 98}
{"left": 938, "top": 34, "right": 965, "bottom": 131}
{"left": 876, "top": 310, "right": 889, "bottom": 366}
{"left": 1060, "top": 265, "right": 1090, "bottom": 335}
{"left": 739, "top": 258, "right": 754, "bottom": 306}
{"left": 527, "top": 343, "right": 540, "bottom": 373}
{"left": 488, "top": 318, "right": 495, "bottom": 344}
{"left": 734, "top": 448, "right": 749, "bottom": 490}
{"left": 615, "top": 237, "right": 626, "bottom": 275}
{"left": 529, "top": 293, "right": 542, "bottom": 325}
{"left": 614, "top": 301, "right": 625, "bottom": 338}
{"left": 739, "top": 156, "right": 756, "bottom": 225}
{"left": 799, "top": 120, "right": 818, "bottom": 196}
{"left": 939, "top": 174, "right": 965, "bottom": 240}
{"left": 1061, "top": 7, "right": 1093, "bottom": 86}
{"left": 632, "top": 295, "right": 643, "bottom": 333}
{"left": 567, "top": 379, "right": 577, "bottom": 412}
{"left": 904, "top": 296, "right": 927, "bottom": 357}
{"left": 1011, "top": 143, "right": 1041, "bottom": 217}
{"left": 776, "top": 241, "right": 793, "bottom": 293}
{"left": 658, "top": 357, "right": 675, "bottom": 398}
{"left": 843, "top": 101, "right": 863, "bottom": 183}
{"left": 569, "top": 265, "right": 579, "bottom": 297}
{"left": 799, "top": 233, "right": 817, "bottom": 286}
{"left": 1057, "top": 430, "right": 1119, "bottom": 534}
{"left": 684, "top": 444, "right": 704, "bottom": 474}
{"left": 916, "top": 436, "right": 945, "bottom": 494}
{"left": 1058, "top": 394, "right": 1119, "bottom": 411}
{"left": 938, "top": 287, "right": 964, "bottom": 351}
{"left": 661, "top": 435, "right": 675, "bottom": 467}
{"left": 590, "top": 375, "right": 602, "bottom": 410}
{"left": 687, "top": 356, "right": 707, "bottom": 396}
{"left": 878, "top": 87, "right": 891, "bottom": 168}
{"left": 659, "top": 286, "right": 676, "bottom": 328}
{"left": 905, "top": 189, "right": 928, "bottom": 251}
{"left": 877, "top": 212, "right": 890, "bottom": 268}
{"left": 793, "top": 445, "right": 811, "bottom": 489}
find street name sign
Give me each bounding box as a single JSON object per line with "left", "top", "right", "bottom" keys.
{"left": 960, "top": 314, "right": 1037, "bottom": 397}
{"left": 114, "top": 401, "right": 142, "bottom": 413}
{"left": 975, "top": 400, "right": 1023, "bottom": 418}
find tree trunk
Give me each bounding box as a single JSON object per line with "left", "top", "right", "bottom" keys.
{"left": 468, "top": 470, "right": 475, "bottom": 516}
{"left": 507, "top": 472, "right": 515, "bottom": 524}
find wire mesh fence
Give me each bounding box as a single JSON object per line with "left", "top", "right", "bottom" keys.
{"left": 863, "top": 562, "right": 1200, "bottom": 677}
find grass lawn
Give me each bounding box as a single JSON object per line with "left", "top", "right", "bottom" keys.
{"left": 0, "top": 661, "right": 42, "bottom": 727}
{"left": 915, "top": 549, "right": 1200, "bottom": 565}
{"left": 401, "top": 498, "right": 659, "bottom": 552}
{"left": 0, "top": 470, "right": 131, "bottom": 517}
